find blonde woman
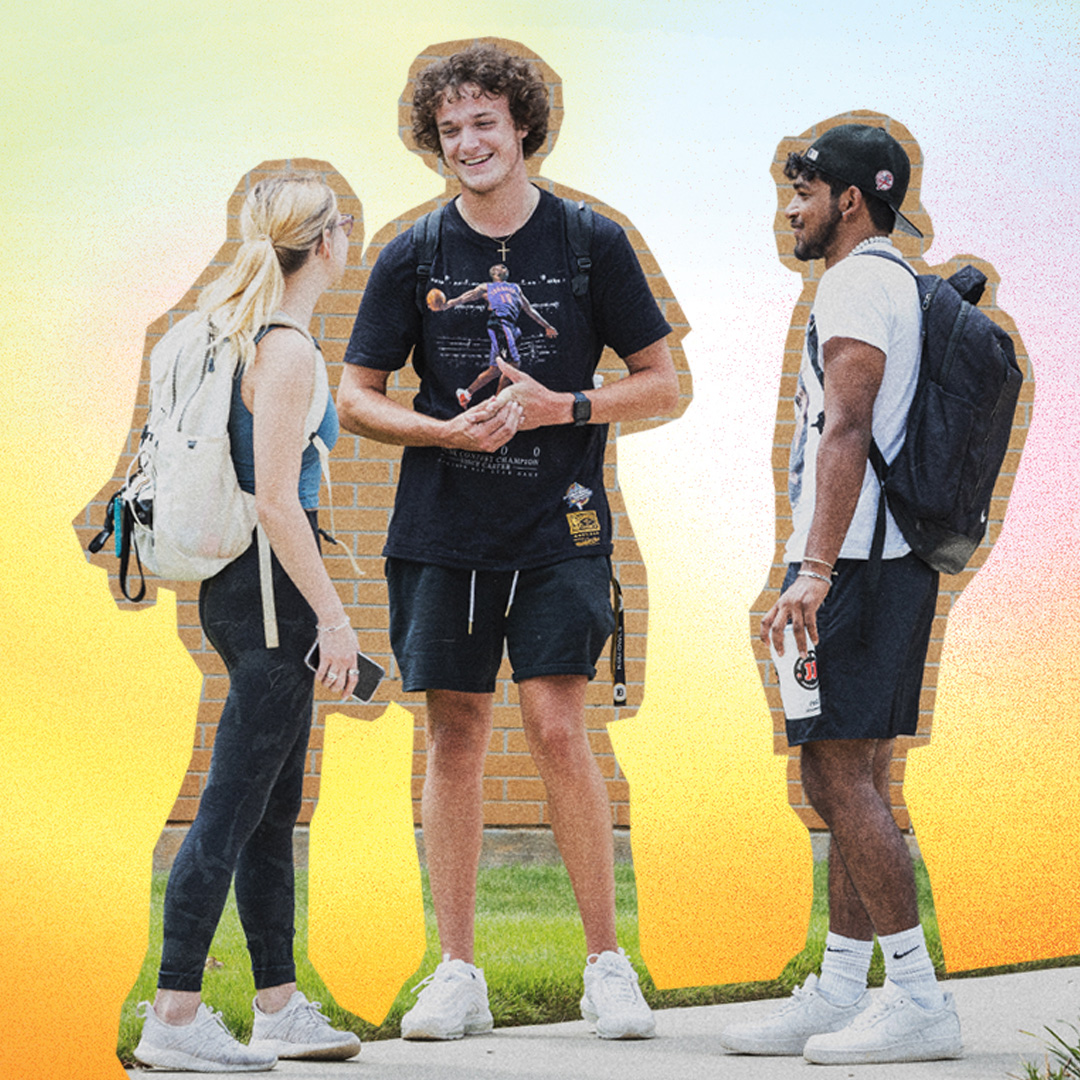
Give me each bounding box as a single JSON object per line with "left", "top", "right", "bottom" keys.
{"left": 134, "top": 174, "right": 362, "bottom": 1071}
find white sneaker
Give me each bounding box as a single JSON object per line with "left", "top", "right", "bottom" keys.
{"left": 580, "top": 948, "right": 656, "bottom": 1039}
{"left": 249, "top": 990, "right": 361, "bottom": 1060}
{"left": 803, "top": 979, "right": 963, "bottom": 1064}
{"left": 719, "top": 973, "right": 868, "bottom": 1055}
{"left": 133, "top": 1001, "right": 277, "bottom": 1073}
{"left": 400, "top": 957, "right": 494, "bottom": 1040}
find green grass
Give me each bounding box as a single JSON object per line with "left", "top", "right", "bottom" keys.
{"left": 117, "top": 859, "right": 1080, "bottom": 1065}
{"left": 1013, "top": 1021, "right": 1080, "bottom": 1079}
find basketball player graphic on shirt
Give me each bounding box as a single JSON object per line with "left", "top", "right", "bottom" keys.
{"left": 433, "top": 263, "right": 558, "bottom": 408}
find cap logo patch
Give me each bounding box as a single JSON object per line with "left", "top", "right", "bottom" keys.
{"left": 807, "top": 147, "right": 819, "bottom": 161}
{"left": 875, "top": 170, "right": 894, "bottom": 191}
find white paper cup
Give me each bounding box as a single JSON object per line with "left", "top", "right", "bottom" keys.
{"left": 770, "top": 623, "right": 821, "bottom": 721}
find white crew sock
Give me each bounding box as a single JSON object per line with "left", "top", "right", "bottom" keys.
{"left": 878, "top": 924, "right": 944, "bottom": 1010}
{"left": 817, "top": 932, "right": 874, "bottom": 1006}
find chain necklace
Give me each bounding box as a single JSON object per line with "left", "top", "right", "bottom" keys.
{"left": 456, "top": 188, "right": 540, "bottom": 263}
{"left": 851, "top": 235, "right": 894, "bottom": 256}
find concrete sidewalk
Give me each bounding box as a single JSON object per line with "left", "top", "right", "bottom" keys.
{"left": 126, "top": 966, "right": 1079, "bottom": 1079}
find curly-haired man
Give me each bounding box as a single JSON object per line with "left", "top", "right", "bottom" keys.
{"left": 338, "top": 41, "right": 679, "bottom": 1041}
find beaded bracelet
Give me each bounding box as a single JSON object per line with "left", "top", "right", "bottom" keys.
{"left": 797, "top": 569, "right": 832, "bottom": 586}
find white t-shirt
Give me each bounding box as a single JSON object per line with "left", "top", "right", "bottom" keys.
{"left": 785, "top": 240, "right": 921, "bottom": 562}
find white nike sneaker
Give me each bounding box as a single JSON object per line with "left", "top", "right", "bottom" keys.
{"left": 580, "top": 948, "right": 656, "bottom": 1039}
{"left": 400, "top": 957, "right": 494, "bottom": 1040}
{"left": 719, "top": 973, "right": 869, "bottom": 1055}
{"left": 803, "top": 978, "right": 963, "bottom": 1064}
{"left": 249, "top": 990, "right": 361, "bottom": 1060}
{"left": 133, "top": 1001, "right": 277, "bottom": 1073}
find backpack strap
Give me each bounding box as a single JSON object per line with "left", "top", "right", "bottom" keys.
{"left": 412, "top": 198, "right": 593, "bottom": 303}
{"left": 610, "top": 570, "right": 626, "bottom": 706}
{"left": 855, "top": 246, "right": 916, "bottom": 275}
{"left": 309, "top": 431, "right": 365, "bottom": 581}
{"left": 561, "top": 197, "right": 594, "bottom": 298}
{"left": 828, "top": 249, "right": 918, "bottom": 641}
{"left": 117, "top": 499, "right": 147, "bottom": 603}
{"left": 945, "top": 263, "right": 986, "bottom": 305}
{"left": 256, "top": 523, "right": 279, "bottom": 648}
{"left": 413, "top": 205, "right": 445, "bottom": 313}
{"left": 861, "top": 452, "right": 888, "bottom": 643}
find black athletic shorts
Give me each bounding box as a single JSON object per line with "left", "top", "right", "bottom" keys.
{"left": 783, "top": 553, "right": 939, "bottom": 746}
{"left": 386, "top": 555, "right": 615, "bottom": 694}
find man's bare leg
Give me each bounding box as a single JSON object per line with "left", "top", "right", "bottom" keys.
{"left": 519, "top": 674, "right": 617, "bottom": 955}
{"left": 822, "top": 738, "right": 896, "bottom": 939}
{"left": 795, "top": 744, "right": 955, "bottom": 1064}
{"left": 422, "top": 688, "right": 494, "bottom": 963}
{"left": 800, "top": 738, "right": 917, "bottom": 936}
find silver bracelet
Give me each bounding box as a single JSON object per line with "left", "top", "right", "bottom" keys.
{"left": 801, "top": 555, "right": 835, "bottom": 572}
{"left": 317, "top": 619, "right": 351, "bottom": 634}
{"left": 797, "top": 569, "right": 832, "bottom": 586}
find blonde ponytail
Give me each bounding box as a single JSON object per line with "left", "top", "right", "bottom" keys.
{"left": 198, "top": 173, "right": 337, "bottom": 370}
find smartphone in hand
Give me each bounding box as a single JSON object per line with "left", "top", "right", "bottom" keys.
{"left": 304, "top": 640, "right": 384, "bottom": 704}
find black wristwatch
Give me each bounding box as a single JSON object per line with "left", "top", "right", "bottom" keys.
{"left": 571, "top": 391, "right": 591, "bottom": 426}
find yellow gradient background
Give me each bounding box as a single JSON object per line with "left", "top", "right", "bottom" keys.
{"left": 308, "top": 704, "right": 426, "bottom": 1025}
{"left": 2, "top": 2, "right": 1078, "bottom": 1077}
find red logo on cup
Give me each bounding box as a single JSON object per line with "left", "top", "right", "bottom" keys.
{"left": 875, "top": 170, "right": 894, "bottom": 191}
{"left": 794, "top": 652, "right": 819, "bottom": 690}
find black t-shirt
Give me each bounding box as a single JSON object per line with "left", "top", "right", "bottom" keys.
{"left": 344, "top": 188, "right": 671, "bottom": 571}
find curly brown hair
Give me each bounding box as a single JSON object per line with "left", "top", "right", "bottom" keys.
{"left": 412, "top": 43, "right": 550, "bottom": 159}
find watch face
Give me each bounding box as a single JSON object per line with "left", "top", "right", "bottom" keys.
{"left": 573, "top": 393, "right": 591, "bottom": 424}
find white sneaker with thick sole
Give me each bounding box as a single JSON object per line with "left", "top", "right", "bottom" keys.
{"left": 400, "top": 958, "right": 494, "bottom": 1040}
{"left": 249, "top": 990, "right": 361, "bottom": 1060}
{"left": 580, "top": 948, "right": 656, "bottom": 1039}
{"left": 719, "top": 973, "right": 869, "bottom": 1055}
{"left": 803, "top": 979, "right": 963, "bottom": 1064}
{"left": 133, "top": 1001, "right": 277, "bottom": 1073}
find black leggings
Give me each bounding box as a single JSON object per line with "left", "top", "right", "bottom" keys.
{"left": 157, "top": 519, "right": 318, "bottom": 991}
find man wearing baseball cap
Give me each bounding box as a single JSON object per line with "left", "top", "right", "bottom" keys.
{"left": 720, "top": 123, "right": 963, "bottom": 1064}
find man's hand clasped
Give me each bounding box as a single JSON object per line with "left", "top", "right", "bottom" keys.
{"left": 491, "top": 358, "right": 568, "bottom": 431}
{"left": 449, "top": 394, "right": 524, "bottom": 452}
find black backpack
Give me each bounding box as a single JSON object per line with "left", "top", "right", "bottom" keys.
{"left": 411, "top": 196, "right": 595, "bottom": 313}
{"left": 856, "top": 249, "right": 1023, "bottom": 577}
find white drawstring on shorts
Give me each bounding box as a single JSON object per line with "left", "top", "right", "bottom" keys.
{"left": 466, "top": 569, "right": 519, "bottom": 634}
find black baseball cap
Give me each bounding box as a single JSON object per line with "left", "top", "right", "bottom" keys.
{"left": 803, "top": 124, "right": 922, "bottom": 238}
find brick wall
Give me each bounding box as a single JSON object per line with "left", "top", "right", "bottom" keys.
{"left": 751, "top": 110, "right": 1035, "bottom": 831}
{"left": 74, "top": 38, "right": 693, "bottom": 831}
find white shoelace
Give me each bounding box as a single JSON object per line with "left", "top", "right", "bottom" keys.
{"left": 786, "top": 983, "right": 814, "bottom": 1008}
{"left": 288, "top": 998, "right": 333, "bottom": 1035}
{"left": 412, "top": 966, "right": 471, "bottom": 1003}
{"left": 846, "top": 989, "right": 904, "bottom": 1030}
{"left": 592, "top": 959, "right": 640, "bottom": 1003}
{"left": 198, "top": 1006, "right": 251, "bottom": 1057}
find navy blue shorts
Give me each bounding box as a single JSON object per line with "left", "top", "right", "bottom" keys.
{"left": 386, "top": 556, "right": 615, "bottom": 694}
{"left": 783, "top": 553, "right": 939, "bottom": 746}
